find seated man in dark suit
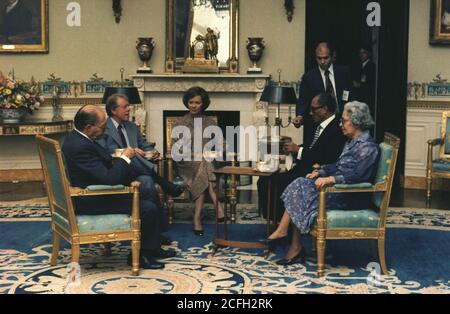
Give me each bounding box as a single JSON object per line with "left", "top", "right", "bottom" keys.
{"left": 98, "top": 94, "right": 184, "bottom": 199}
{"left": 293, "top": 41, "right": 354, "bottom": 142}
{"left": 258, "top": 93, "right": 347, "bottom": 220}
{"left": 62, "top": 105, "right": 176, "bottom": 270}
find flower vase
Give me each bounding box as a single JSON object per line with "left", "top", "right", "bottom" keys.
{"left": 0, "top": 107, "right": 28, "bottom": 123}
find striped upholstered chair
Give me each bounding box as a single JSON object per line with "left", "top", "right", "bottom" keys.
{"left": 36, "top": 135, "right": 141, "bottom": 276}
{"left": 310, "top": 133, "right": 400, "bottom": 277}
{"left": 426, "top": 111, "right": 450, "bottom": 200}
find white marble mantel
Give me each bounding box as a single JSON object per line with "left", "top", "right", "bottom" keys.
{"left": 131, "top": 73, "right": 272, "bottom": 153}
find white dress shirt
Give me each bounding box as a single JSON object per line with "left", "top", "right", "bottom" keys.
{"left": 111, "top": 118, "right": 131, "bottom": 147}
{"left": 297, "top": 114, "right": 336, "bottom": 160}
{"left": 319, "top": 64, "right": 337, "bottom": 96}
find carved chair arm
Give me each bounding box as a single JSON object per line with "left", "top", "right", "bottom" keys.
{"left": 427, "top": 138, "right": 443, "bottom": 168}
{"left": 70, "top": 181, "right": 140, "bottom": 197}
{"left": 70, "top": 181, "right": 141, "bottom": 220}
{"left": 427, "top": 138, "right": 442, "bottom": 147}
{"left": 322, "top": 182, "right": 387, "bottom": 194}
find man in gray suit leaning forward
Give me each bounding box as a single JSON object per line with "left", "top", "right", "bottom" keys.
{"left": 98, "top": 94, "right": 184, "bottom": 200}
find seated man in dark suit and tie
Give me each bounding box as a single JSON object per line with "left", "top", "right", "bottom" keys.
{"left": 98, "top": 94, "right": 184, "bottom": 200}
{"left": 258, "top": 93, "right": 346, "bottom": 220}
{"left": 293, "top": 41, "right": 353, "bottom": 142}
{"left": 62, "top": 105, "right": 176, "bottom": 270}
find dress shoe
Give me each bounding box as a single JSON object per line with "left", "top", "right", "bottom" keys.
{"left": 127, "top": 253, "right": 165, "bottom": 270}
{"left": 275, "top": 250, "right": 306, "bottom": 266}
{"left": 217, "top": 216, "right": 226, "bottom": 223}
{"left": 160, "top": 234, "right": 173, "bottom": 246}
{"left": 146, "top": 248, "right": 177, "bottom": 259}
{"left": 258, "top": 235, "right": 288, "bottom": 248}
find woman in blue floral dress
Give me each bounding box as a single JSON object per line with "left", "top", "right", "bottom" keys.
{"left": 263, "top": 101, "right": 379, "bottom": 265}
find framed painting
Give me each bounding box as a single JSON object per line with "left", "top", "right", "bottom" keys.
{"left": 0, "top": 0, "right": 49, "bottom": 52}
{"left": 430, "top": 0, "right": 450, "bottom": 44}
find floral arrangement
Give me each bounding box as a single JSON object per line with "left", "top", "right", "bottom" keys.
{"left": 0, "top": 73, "right": 44, "bottom": 113}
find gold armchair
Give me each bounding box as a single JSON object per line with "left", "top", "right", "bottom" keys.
{"left": 426, "top": 111, "right": 450, "bottom": 200}
{"left": 310, "top": 133, "right": 400, "bottom": 277}
{"left": 36, "top": 135, "right": 141, "bottom": 276}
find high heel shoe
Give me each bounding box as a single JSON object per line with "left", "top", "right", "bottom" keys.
{"left": 258, "top": 235, "right": 288, "bottom": 248}
{"left": 192, "top": 223, "right": 204, "bottom": 236}
{"left": 217, "top": 216, "right": 227, "bottom": 223}
{"left": 192, "top": 228, "right": 204, "bottom": 236}
{"left": 276, "top": 249, "right": 306, "bottom": 266}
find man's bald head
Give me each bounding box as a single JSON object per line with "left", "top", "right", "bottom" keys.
{"left": 315, "top": 42, "right": 333, "bottom": 71}
{"left": 74, "top": 105, "right": 106, "bottom": 139}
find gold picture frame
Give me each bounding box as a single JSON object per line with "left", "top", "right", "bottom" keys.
{"left": 165, "top": 0, "right": 239, "bottom": 73}
{"left": 430, "top": 0, "right": 450, "bottom": 45}
{"left": 0, "top": 0, "right": 49, "bottom": 53}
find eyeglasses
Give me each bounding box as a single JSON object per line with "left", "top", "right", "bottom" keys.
{"left": 340, "top": 117, "right": 351, "bottom": 124}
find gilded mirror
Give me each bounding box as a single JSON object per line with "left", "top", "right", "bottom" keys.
{"left": 166, "top": 0, "right": 239, "bottom": 73}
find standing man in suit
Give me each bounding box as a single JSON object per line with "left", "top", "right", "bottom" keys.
{"left": 258, "top": 93, "right": 346, "bottom": 220}
{"left": 98, "top": 94, "right": 184, "bottom": 200}
{"left": 293, "top": 42, "right": 353, "bottom": 141}
{"left": 62, "top": 105, "right": 176, "bottom": 270}
{"left": 353, "top": 46, "right": 376, "bottom": 117}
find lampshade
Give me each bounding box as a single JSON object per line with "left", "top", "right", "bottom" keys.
{"left": 102, "top": 87, "right": 142, "bottom": 104}
{"left": 259, "top": 85, "right": 297, "bottom": 104}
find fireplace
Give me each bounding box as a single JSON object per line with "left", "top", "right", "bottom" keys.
{"left": 131, "top": 73, "right": 272, "bottom": 155}
{"left": 162, "top": 110, "right": 240, "bottom": 156}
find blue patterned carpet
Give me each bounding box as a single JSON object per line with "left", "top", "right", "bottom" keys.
{"left": 0, "top": 203, "right": 449, "bottom": 294}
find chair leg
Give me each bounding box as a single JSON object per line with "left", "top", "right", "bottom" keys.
{"left": 317, "top": 236, "right": 326, "bottom": 277}
{"left": 377, "top": 237, "right": 388, "bottom": 275}
{"left": 71, "top": 243, "right": 80, "bottom": 264}
{"left": 131, "top": 240, "right": 140, "bottom": 276}
{"left": 167, "top": 198, "right": 174, "bottom": 225}
{"left": 426, "top": 174, "right": 432, "bottom": 200}
{"left": 50, "top": 232, "right": 61, "bottom": 266}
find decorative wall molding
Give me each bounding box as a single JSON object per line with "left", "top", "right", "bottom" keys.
{"left": 43, "top": 97, "right": 103, "bottom": 107}
{"left": 406, "top": 105, "right": 444, "bottom": 179}
{"left": 131, "top": 74, "right": 270, "bottom": 93}
{"left": 407, "top": 100, "right": 450, "bottom": 110}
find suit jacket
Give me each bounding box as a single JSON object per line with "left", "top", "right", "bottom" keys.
{"left": 3, "top": 0, "right": 32, "bottom": 38}
{"left": 294, "top": 116, "right": 347, "bottom": 176}
{"left": 296, "top": 64, "right": 354, "bottom": 117}
{"left": 97, "top": 118, "right": 156, "bottom": 174}
{"left": 62, "top": 130, "right": 132, "bottom": 188}
{"left": 356, "top": 60, "right": 376, "bottom": 106}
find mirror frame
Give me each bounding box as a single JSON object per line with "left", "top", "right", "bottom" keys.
{"left": 165, "top": 0, "right": 239, "bottom": 73}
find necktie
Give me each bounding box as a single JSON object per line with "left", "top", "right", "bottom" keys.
{"left": 117, "top": 125, "right": 128, "bottom": 148}
{"left": 324, "top": 70, "right": 336, "bottom": 100}
{"left": 309, "top": 125, "right": 322, "bottom": 149}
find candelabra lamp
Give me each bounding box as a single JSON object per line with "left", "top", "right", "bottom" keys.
{"left": 259, "top": 71, "right": 298, "bottom": 129}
